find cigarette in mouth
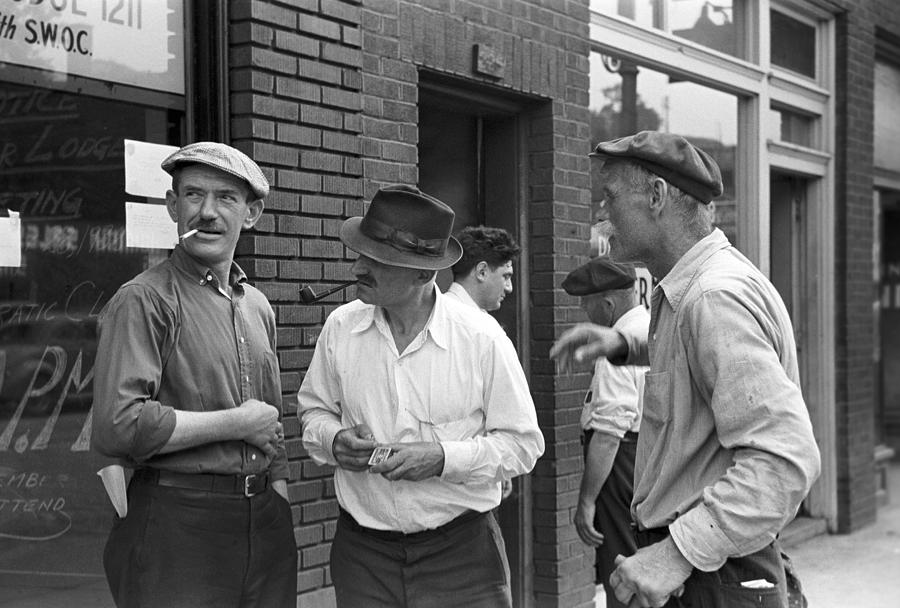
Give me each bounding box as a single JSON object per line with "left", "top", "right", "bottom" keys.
{"left": 179, "top": 229, "right": 199, "bottom": 240}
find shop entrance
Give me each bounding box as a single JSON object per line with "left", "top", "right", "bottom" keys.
{"left": 877, "top": 189, "right": 900, "bottom": 461}
{"left": 418, "top": 73, "right": 533, "bottom": 606}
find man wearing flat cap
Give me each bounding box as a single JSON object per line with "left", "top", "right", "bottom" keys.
{"left": 563, "top": 258, "right": 649, "bottom": 608}
{"left": 550, "top": 131, "right": 820, "bottom": 607}
{"left": 93, "top": 142, "right": 297, "bottom": 607}
{"left": 299, "top": 184, "right": 544, "bottom": 608}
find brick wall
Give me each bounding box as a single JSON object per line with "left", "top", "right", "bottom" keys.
{"left": 832, "top": 0, "right": 900, "bottom": 533}
{"left": 228, "top": 0, "right": 593, "bottom": 606}
{"left": 228, "top": 1, "right": 363, "bottom": 606}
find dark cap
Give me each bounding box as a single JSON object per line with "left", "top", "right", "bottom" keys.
{"left": 590, "top": 131, "right": 723, "bottom": 203}
{"left": 161, "top": 141, "right": 269, "bottom": 201}
{"left": 562, "top": 258, "right": 636, "bottom": 295}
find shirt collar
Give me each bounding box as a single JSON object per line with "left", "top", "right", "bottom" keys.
{"left": 170, "top": 245, "right": 248, "bottom": 291}
{"left": 657, "top": 228, "right": 730, "bottom": 310}
{"left": 349, "top": 285, "right": 449, "bottom": 351}
{"left": 446, "top": 281, "right": 484, "bottom": 311}
{"left": 613, "top": 304, "right": 647, "bottom": 329}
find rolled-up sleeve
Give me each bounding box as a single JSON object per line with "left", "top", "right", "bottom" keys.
{"left": 669, "top": 289, "right": 821, "bottom": 571}
{"left": 91, "top": 286, "right": 177, "bottom": 463}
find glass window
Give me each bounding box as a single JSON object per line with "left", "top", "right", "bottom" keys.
{"left": 771, "top": 10, "right": 816, "bottom": 79}
{"left": 591, "top": 0, "right": 747, "bottom": 60}
{"left": 874, "top": 60, "right": 900, "bottom": 171}
{"left": 0, "top": 2, "right": 185, "bottom": 604}
{"left": 769, "top": 106, "right": 816, "bottom": 147}
{"left": 590, "top": 52, "right": 739, "bottom": 244}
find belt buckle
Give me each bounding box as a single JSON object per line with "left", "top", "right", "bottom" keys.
{"left": 243, "top": 474, "right": 259, "bottom": 498}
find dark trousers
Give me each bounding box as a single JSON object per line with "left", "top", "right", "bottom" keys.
{"left": 103, "top": 475, "right": 297, "bottom": 608}
{"left": 589, "top": 431, "right": 638, "bottom": 608}
{"left": 634, "top": 527, "right": 789, "bottom": 608}
{"left": 330, "top": 508, "right": 512, "bottom": 608}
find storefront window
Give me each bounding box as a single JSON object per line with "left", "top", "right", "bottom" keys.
{"left": 770, "top": 106, "right": 816, "bottom": 148}
{"left": 0, "top": 2, "right": 185, "bottom": 604}
{"left": 771, "top": 9, "right": 816, "bottom": 79}
{"left": 591, "top": 0, "right": 748, "bottom": 60}
{"left": 589, "top": 52, "right": 739, "bottom": 244}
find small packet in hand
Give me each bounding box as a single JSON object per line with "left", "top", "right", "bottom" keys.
{"left": 367, "top": 446, "right": 392, "bottom": 466}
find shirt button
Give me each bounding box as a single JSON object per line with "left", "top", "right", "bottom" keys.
{"left": 251, "top": 453, "right": 257, "bottom": 460}
{"left": 244, "top": 375, "right": 250, "bottom": 383}
{"left": 239, "top": 337, "right": 246, "bottom": 344}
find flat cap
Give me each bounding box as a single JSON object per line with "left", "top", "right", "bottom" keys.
{"left": 590, "top": 131, "right": 723, "bottom": 204}
{"left": 562, "top": 257, "right": 636, "bottom": 296}
{"left": 161, "top": 141, "right": 269, "bottom": 201}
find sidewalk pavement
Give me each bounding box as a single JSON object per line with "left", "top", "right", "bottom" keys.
{"left": 788, "top": 462, "right": 900, "bottom": 608}
{"left": 595, "top": 462, "right": 900, "bottom": 607}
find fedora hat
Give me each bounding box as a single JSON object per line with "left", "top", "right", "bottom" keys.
{"left": 340, "top": 185, "right": 463, "bottom": 270}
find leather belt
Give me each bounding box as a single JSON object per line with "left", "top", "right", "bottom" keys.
{"left": 133, "top": 468, "right": 269, "bottom": 498}
{"left": 339, "top": 508, "right": 485, "bottom": 543}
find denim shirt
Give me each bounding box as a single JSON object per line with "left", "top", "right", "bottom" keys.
{"left": 92, "top": 246, "right": 287, "bottom": 480}
{"left": 621, "top": 229, "right": 821, "bottom": 571}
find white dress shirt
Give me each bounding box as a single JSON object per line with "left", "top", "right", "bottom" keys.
{"left": 444, "top": 281, "right": 483, "bottom": 311}
{"left": 299, "top": 288, "right": 544, "bottom": 533}
{"left": 580, "top": 305, "right": 650, "bottom": 436}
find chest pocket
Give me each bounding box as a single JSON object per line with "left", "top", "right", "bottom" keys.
{"left": 398, "top": 359, "right": 482, "bottom": 442}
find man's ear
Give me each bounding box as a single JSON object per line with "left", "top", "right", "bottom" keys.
{"left": 415, "top": 269, "right": 436, "bottom": 285}
{"left": 648, "top": 177, "right": 669, "bottom": 218}
{"left": 475, "top": 260, "right": 489, "bottom": 281}
{"left": 165, "top": 190, "right": 178, "bottom": 223}
{"left": 243, "top": 199, "right": 264, "bottom": 229}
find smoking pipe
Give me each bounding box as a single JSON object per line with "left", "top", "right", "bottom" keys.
{"left": 299, "top": 280, "right": 358, "bottom": 304}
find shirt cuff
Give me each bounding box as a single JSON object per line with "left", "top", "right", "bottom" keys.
{"left": 439, "top": 440, "right": 475, "bottom": 483}
{"left": 669, "top": 505, "right": 739, "bottom": 572}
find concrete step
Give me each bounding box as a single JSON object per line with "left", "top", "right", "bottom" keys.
{"left": 780, "top": 516, "right": 827, "bottom": 548}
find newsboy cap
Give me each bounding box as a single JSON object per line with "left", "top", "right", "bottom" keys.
{"left": 340, "top": 184, "right": 463, "bottom": 270}
{"left": 562, "top": 257, "right": 636, "bottom": 296}
{"left": 590, "top": 131, "right": 723, "bottom": 204}
{"left": 161, "top": 141, "right": 269, "bottom": 201}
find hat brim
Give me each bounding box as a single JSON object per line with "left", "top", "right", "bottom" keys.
{"left": 340, "top": 217, "right": 462, "bottom": 270}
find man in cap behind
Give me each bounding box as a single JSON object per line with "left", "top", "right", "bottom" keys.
{"left": 562, "top": 258, "right": 649, "bottom": 608}
{"left": 550, "top": 131, "right": 820, "bottom": 607}
{"left": 299, "top": 184, "right": 544, "bottom": 607}
{"left": 92, "top": 142, "right": 297, "bottom": 607}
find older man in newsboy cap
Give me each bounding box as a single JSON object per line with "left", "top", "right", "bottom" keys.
{"left": 551, "top": 132, "right": 820, "bottom": 608}
{"left": 93, "top": 142, "right": 297, "bottom": 607}
{"left": 299, "top": 184, "right": 544, "bottom": 608}
{"left": 563, "top": 258, "right": 650, "bottom": 608}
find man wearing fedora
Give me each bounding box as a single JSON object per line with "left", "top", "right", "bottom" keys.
{"left": 550, "top": 131, "right": 820, "bottom": 607}
{"left": 299, "top": 184, "right": 544, "bottom": 608}
{"left": 92, "top": 142, "right": 297, "bottom": 607}
{"left": 562, "top": 258, "right": 650, "bottom": 608}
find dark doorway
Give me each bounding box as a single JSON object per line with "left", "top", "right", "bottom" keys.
{"left": 418, "top": 73, "right": 532, "bottom": 606}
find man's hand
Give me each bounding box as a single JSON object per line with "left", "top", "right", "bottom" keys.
{"left": 574, "top": 498, "right": 604, "bottom": 546}
{"left": 238, "top": 399, "right": 282, "bottom": 459}
{"left": 332, "top": 424, "right": 378, "bottom": 471}
{"left": 549, "top": 323, "right": 627, "bottom": 374}
{"left": 369, "top": 442, "right": 444, "bottom": 481}
{"left": 609, "top": 536, "right": 692, "bottom": 607}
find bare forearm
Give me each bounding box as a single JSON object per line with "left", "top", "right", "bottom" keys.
{"left": 579, "top": 431, "right": 621, "bottom": 504}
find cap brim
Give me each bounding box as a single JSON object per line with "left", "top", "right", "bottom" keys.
{"left": 340, "top": 218, "right": 462, "bottom": 270}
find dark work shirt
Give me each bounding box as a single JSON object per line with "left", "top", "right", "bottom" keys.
{"left": 91, "top": 245, "right": 287, "bottom": 480}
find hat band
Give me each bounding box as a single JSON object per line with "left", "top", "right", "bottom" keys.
{"left": 362, "top": 216, "right": 447, "bottom": 257}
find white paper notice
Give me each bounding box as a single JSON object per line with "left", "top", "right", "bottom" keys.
{"left": 0, "top": 216, "right": 22, "bottom": 267}
{"left": 126, "top": 202, "right": 178, "bottom": 249}
{"left": 124, "top": 139, "right": 179, "bottom": 198}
